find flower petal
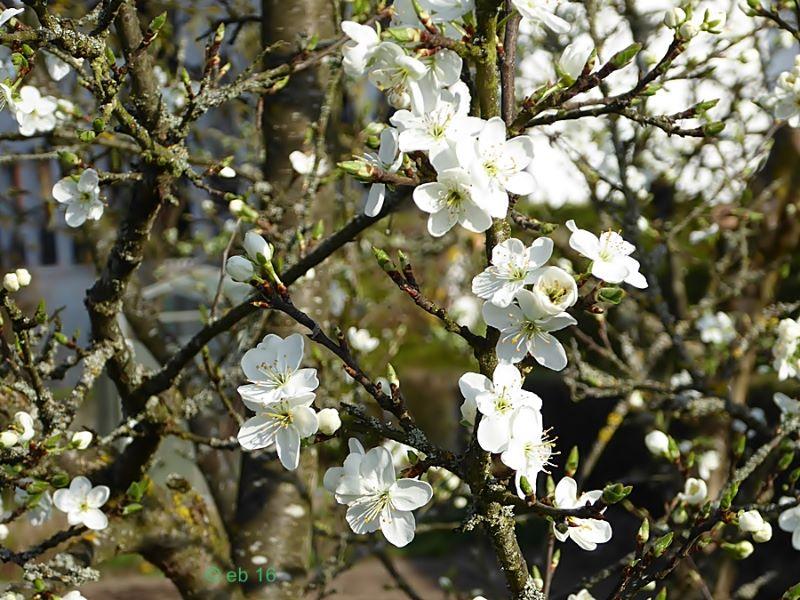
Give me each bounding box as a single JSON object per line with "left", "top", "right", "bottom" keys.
{"left": 390, "top": 479, "right": 433, "bottom": 511}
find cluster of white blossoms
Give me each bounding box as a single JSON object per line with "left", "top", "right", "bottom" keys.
{"left": 323, "top": 439, "right": 433, "bottom": 547}
{"left": 2, "top": 268, "right": 31, "bottom": 293}
{"left": 773, "top": 56, "right": 800, "bottom": 128}
{"left": 696, "top": 311, "right": 736, "bottom": 345}
{"left": 773, "top": 316, "right": 800, "bottom": 381}
{"left": 236, "top": 333, "right": 326, "bottom": 470}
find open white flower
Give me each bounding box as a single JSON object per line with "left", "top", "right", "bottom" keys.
{"left": 238, "top": 333, "right": 319, "bottom": 405}
{"left": 1, "top": 85, "right": 58, "bottom": 136}
{"left": 457, "top": 117, "right": 536, "bottom": 206}
{"left": 696, "top": 312, "right": 736, "bottom": 345}
{"left": 341, "top": 21, "right": 380, "bottom": 77}
{"left": 472, "top": 237, "right": 553, "bottom": 308}
{"left": 238, "top": 393, "right": 319, "bottom": 470}
{"left": 53, "top": 169, "right": 103, "bottom": 227}
{"left": 511, "top": 0, "right": 570, "bottom": 33}
{"left": 501, "top": 406, "right": 553, "bottom": 498}
{"left": 552, "top": 477, "right": 612, "bottom": 551}
{"left": 458, "top": 364, "right": 542, "bottom": 453}
{"left": 364, "top": 127, "right": 403, "bottom": 217}
{"left": 332, "top": 445, "right": 433, "bottom": 547}
{"left": 773, "top": 58, "right": 800, "bottom": 128}
{"left": 347, "top": 327, "right": 379, "bottom": 353}
{"left": 528, "top": 266, "right": 578, "bottom": 315}
{"left": 420, "top": 48, "right": 462, "bottom": 91}
{"left": 678, "top": 477, "right": 707, "bottom": 506}
{"left": 773, "top": 317, "right": 800, "bottom": 381}
{"left": 482, "top": 289, "right": 576, "bottom": 369}
{"left": 323, "top": 438, "right": 367, "bottom": 503}
{"left": 53, "top": 476, "right": 110, "bottom": 530}
{"left": 413, "top": 144, "right": 496, "bottom": 237}
{"left": 14, "top": 411, "right": 34, "bottom": 442}
{"left": 391, "top": 81, "right": 483, "bottom": 155}
{"left": 779, "top": 502, "right": 800, "bottom": 550}
{"left": 369, "top": 42, "right": 429, "bottom": 109}
{"left": 566, "top": 220, "right": 647, "bottom": 288}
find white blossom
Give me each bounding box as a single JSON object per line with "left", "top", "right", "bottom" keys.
{"left": 558, "top": 37, "right": 594, "bottom": 82}
{"left": 243, "top": 230, "right": 273, "bottom": 264}
{"left": 327, "top": 445, "right": 432, "bottom": 547}
{"left": 774, "top": 392, "right": 800, "bottom": 417}
{"left": 323, "top": 438, "right": 367, "bottom": 503}
{"left": 219, "top": 166, "right": 236, "bottom": 178}
{"left": 237, "top": 393, "right": 319, "bottom": 470}
{"left": 458, "top": 363, "right": 542, "bottom": 453}
{"left": 678, "top": 477, "right": 707, "bottom": 506}
{"left": 238, "top": 333, "right": 319, "bottom": 405}
{"left": 645, "top": 430, "right": 670, "bottom": 456}
{"left": 289, "top": 150, "right": 330, "bottom": 176}
{"left": 44, "top": 52, "right": 79, "bottom": 81}
{"left": 420, "top": 49, "right": 463, "bottom": 91}
{"left": 347, "top": 327, "right": 380, "bottom": 353}
{"left": 552, "top": 477, "right": 612, "bottom": 550}
{"left": 15, "top": 485, "right": 53, "bottom": 526}
{"left": 663, "top": 7, "right": 687, "bottom": 29}
{"left": 317, "top": 408, "right": 341, "bottom": 436}
{"left": 341, "top": 21, "right": 380, "bottom": 77}
{"left": 566, "top": 220, "right": 647, "bottom": 288}
{"left": 62, "top": 592, "right": 88, "bottom": 600}
{"left": 70, "top": 431, "right": 93, "bottom": 450}
{"left": 739, "top": 509, "right": 772, "bottom": 543}
{"left": 774, "top": 317, "right": 800, "bottom": 380}
{"left": 14, "top": 268, "right": 31, "bottom": 287}
{"left": 53, "top": 476, "right": 110, "bottom": 530}
{"left": 412, "top": 144, "right": 497, "bottom": 237}
{"left": 2, "top": 273, "right": 19, "bottom": 293}
{"left": 391, "top": 81, "right": 483, "bottom": 155}
{"left": 528, "top": 266, "right": 578, "bottom": 315}
{"left": 773, "top": 58, "right": 800, "bottom": 127}
{"left": 696, "top": 311, "right": 736, "bottom": 345}
{"left": 369, "top": 42, "right": 429, "bottom": 109}
{"left": 568, "top": 591, "right": 596, "bottom": 600}
{"left": 0, "top": 7, "right": 24, "bottom": 28}
{"left": 472, "top": 237, "right": 554, "bottom": 307}
{"left": 481, "top": 289, "right": 576, "bottom": 369}
{"left": 511, "top": 0, "right": 570, "bottom": 33}
{"left": 1, "top": 84, "right": 58, "bottom": 136}
{"left": 226, "top": 256, "right": 255, "bottom": 283}
{"left": 697, "top": 449, "right": 721, "bottom": 480}
{"left": 52, "top": 169, "right": 103, "bottom": 227}
{"left": 779, "top": 502, "right": 800, "bottom": 550}
{"left": 501, "top": 406, "right": 553, "bottom": 498}
{"left": 456, "top": 117, "right": 536, "bottom": 208}
{"left": 364, "top": 127, "right": 403, "bottom": 217}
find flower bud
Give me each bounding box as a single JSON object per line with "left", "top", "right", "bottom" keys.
{"left": 71, "top": 431, "right": 93, "bottom": 450}
{"left": 664, "top": 7, "right": 686, "bottom": 28}
{"left": 317, "top": 408, "right": 341, "bottom": 436}
{"left": 0, "top": 430, "right": 19, "bottom": 447}
{"left": 721, "top": 540, "right": 754, "bottom": 560}
{"left": 229, "top": 199, "right": 244, "bottom": 214}
{"left": 645, "top": 430, "right": 670, "bottom": 456}
{"left": 244, "top": 231, "right": 273, "bottom": 265}
{"left": 679, "top": 20, "right": 699, "bottom": 39}
{"left": 219, "top": 166, "right": 236, "bottom": 178}
{"left": 2, "top": 273, "right": 20, "bottom": 292}
{"left": 753, "top": 522, "right": 772, "bottom": 543}
{"left": 225, "top": 256, "right": 255, "bottom": 282}
{"left": 15, "top": 268, "right": 31, "bottom": 287}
